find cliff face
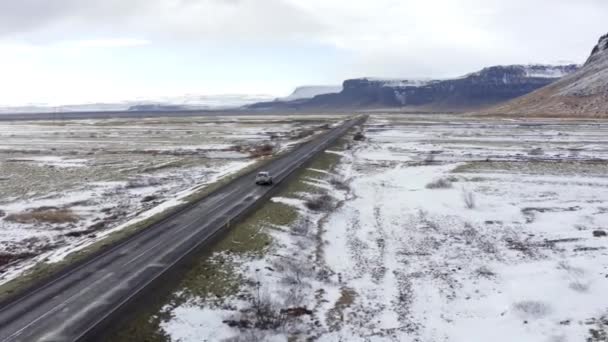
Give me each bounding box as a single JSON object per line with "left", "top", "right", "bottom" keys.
{"left": 483, "top": 33, "right": 608, "bottom": 117}
{"left": 585, "top": 33, "right": 608, "bottom": 65}
{"left": 248, "top": 65, "right": 578, "bottom": 111}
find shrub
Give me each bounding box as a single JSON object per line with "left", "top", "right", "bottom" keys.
{"left": 461, "top": 188, "right": 476, "bottom": 209}
{"left": 569, "top": 281, "right": 589, "bottom": 293}
{"left": 329, "top": 177, "right": 350, "bottom": 191}
{"left": 475, "top": 266, "right": 496, "bottom": 278}
{"left": 250, "top": 144, "right": 274, "bottom": 158}
{"left": 513, "top": 300, "right": 551, "bottom": 318}
{"left": 426, "top": 178, "right": 452, "bottom": 189}
{"left": 353, "top": 132, "right": 365, "bottom": 141}
{"left": 423, "top": 153, "right": 435, "bottom": 164}
{"left": 305, "top": 194, "right": 333, "bottom": 211}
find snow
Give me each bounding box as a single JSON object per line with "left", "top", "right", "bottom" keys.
{"left": 0, "top": 159, "right": 255, "bottom": 285}
{"left": 0, "top": 115, "right": 342, "bottom": 288}
{"left": 6, "top": 156, "right": 89, "bottom": 168}
{"left": 523, "top": 66, "right": 572, "bottom": 78}
{"left": 362, "top": 77, "right": 435, "bottom": 88}
{"left": 160, "top": 115, "right": 608, "bottom": 341}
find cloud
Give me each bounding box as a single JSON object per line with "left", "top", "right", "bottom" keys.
{"left": 61, "top": 38, "right": 151, "bottom": 48}
{"left": 0, "top": 0, "right": 606, "bottom": 104}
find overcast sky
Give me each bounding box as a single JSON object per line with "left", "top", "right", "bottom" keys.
{"left": 0, "top": 0, "right": 606, "bottom": 105}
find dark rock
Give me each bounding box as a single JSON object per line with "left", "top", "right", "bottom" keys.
{"left": 222, "top": 319, "right": 251, "bottom": 329}
{"left": 141, "top": 195, "right": 158, "bottom": 203}
{"left": 593, "top": 230, "right": 607, "bottom": 237}
{"left": 281, "top": 307, "right": 313, "bottom": 317}
{"left": 64, "top": 231, "right": 88, "bottom": 238}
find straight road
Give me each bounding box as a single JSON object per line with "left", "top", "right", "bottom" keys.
{"left": 0, "top": 116, "right": 365, "bottom": 342}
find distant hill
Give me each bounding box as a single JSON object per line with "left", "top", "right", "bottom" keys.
{"left": 128, "top": 104, "right": 187, "bottom": 111}
{"left": 482, "top": 33, "right": 608, "bottom": 117}
{"left": 247, "top": 64, "right": 578, "bottom": 112}
{"left": 279, "top": 85, "right": 342, "bottom": 101}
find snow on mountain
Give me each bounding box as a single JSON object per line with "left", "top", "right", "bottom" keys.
{"left": 250, "top": 63, "right": 578, "bottom": 111}
{"left": 280, "top": 85, "right": 342, "bottom": 101}
{"left": 522, "top": 65, "right": 580, "bottom": 78}
{"left": 0, "top": 94, "right": 275, "bottom": 114}
{"left": 359, "top": 77, "right": 436, "bottom": 88}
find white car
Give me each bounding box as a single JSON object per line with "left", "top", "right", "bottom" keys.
{"left": 255, "top": 171, "right": 273, "bottom": 185}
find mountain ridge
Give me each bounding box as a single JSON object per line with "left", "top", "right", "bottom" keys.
{"left": 248, "top": 64, "right": 579, "bottom": 112}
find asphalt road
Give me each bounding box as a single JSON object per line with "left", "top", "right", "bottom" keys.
{"left": 0, "top": 116, "right": 365, "bottom": 342}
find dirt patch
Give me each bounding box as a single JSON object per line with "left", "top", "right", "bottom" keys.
{"left": 0, "top": 252, "right": 37, "bottom": 267}
{"left": 5, "top": 208, "right": 80, "bottom": 224}
{"left": 326, "top": 287, "right": 357, "bottom": 332}
{"left": 250, "top": 144, "right": 275, "bottom": 158}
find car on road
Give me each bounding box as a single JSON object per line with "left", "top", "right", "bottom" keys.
{"left": 255, "top": 171, "right": 273, "bottom": 185}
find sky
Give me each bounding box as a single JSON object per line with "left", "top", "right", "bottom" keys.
{"left": 0, "top": 0, "right": 606, "bottom": 106}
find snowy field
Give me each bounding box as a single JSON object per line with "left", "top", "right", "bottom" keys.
{"left": 155, "top": 114, "right": 608, "bottom": 342}
{"left": 0, "top": 115, "right": 341, "bottom": 285}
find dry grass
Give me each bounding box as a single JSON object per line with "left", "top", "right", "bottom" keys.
{"left": 250, "top": 144, "right": 275, "bottom": 158}
{"left": 461, "top": 188, "right": 476, "bottom": 209}
{"left": 5, "top": 208, "right": 80, "bottom": 224}
{"left": 426, "top": 178, "right": 453, "bottom": 189}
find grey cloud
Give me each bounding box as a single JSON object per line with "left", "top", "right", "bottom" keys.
{"left": 0, "top": 0, "right": 325, "bottom": 43}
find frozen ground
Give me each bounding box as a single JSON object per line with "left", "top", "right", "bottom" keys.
{"left": 159, "top": 114, "right": 608, "bottom": 341}
{"left": 0, "top": 115, "right": 342, "bottom": 285}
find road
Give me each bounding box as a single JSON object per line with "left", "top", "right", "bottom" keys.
{"left": 0, "top": 116, "right": 365, "bottom": 342}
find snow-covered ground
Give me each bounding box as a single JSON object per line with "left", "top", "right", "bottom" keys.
{"left": 159, "top": 114, "right": 608, "bottom": 341}
{"left": 0, "top": 115, "right": 341, "bottom": 285}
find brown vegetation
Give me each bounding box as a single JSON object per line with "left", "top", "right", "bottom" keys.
{"left": 5, "top": 208, "right": 80, "bottom": 224}
{"left": 250, "top": 144, "right": 275, "bottom": 158}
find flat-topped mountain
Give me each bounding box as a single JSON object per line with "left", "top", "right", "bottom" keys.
{"left": 248, "top": 64, "right": 578, "bottom": 111}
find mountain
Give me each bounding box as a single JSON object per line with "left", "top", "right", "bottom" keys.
{"left": 483, "top": 33, "right": 608, "bottom": 117}
{"left": 127, "top": 104, "right": 187, "bottom": 111}
{"left": 279, "top": 85, "right": 342, "bottom": 101}
{"left": 247, "top": 64, "right": 578, "bottom": 111}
